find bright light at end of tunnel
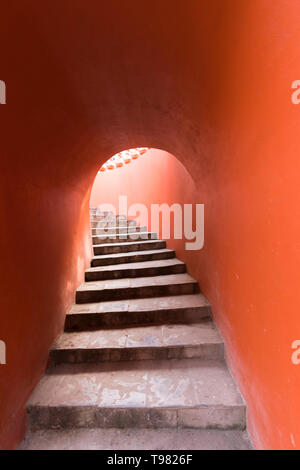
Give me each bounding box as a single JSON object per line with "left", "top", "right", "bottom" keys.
{"left": 99, "top": 148, "right": 150, "bottom": 172}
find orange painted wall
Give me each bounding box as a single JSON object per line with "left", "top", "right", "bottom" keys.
{"left": 0, "top": 0, "right": 300, "bottom": 450}
{"left": 0, "top": 179, "right": 93, "bottom": 448}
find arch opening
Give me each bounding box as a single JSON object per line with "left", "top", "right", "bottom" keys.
{"left": 89, "top": 147, "right": 204, "bottom": 256}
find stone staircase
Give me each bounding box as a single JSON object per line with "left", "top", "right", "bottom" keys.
{"left": 20, "top": 209, "right": 251, "bottom": 450}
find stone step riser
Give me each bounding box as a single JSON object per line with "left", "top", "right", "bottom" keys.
{"left": 90, "top": 212, "right": 114, "bottom": 217}
{"left": 85, "top": 264, "right": 186, "bottom": 282}
{"left": 93, "top": 241, "right": 166, "bottom": 255}
{"left": 92, "top": 233, "right": 157, "bottom": 245}
{"left": 91, "top": 223, "right": 125, "bottom": 228}
{"left": 90, "top": 216, "right": 127, "bottom": 223}
{"left": 27, "top": 406, "right": 246, "bottom": 431}
{"left": 90, "top": 220, "right": 128, "bottom": 226}
{"left": 50, "top": 343, "right": 224, "bottom": 365}
{"left": 90, "top": 214, "right": 127, "bottom": 217}
{"left": 91, "top": 226, "right": 147, "bottom": 235}
{"left": 91, "top": 218, "right": 130, "bottom": 222}
{"left": 91, "top": 221, "right": 137, "bottom": 228}
{"left": 76, "top": 282, "right": 199, "bottom": 303}
{"left": 65, "top": 306, "right": 211, "bottom": 331}
{"left": 18, "top": 428, "right": 253, "bottom": 451}
{"left": 91, "top": 250, "right": 175, "bottom": 267}
{"left": 90, "top": 210, "right": 114, "bottom": 215}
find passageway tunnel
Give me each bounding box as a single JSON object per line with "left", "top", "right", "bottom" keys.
{"left": 0, "top": 0, "right": 300, "bottom": 449}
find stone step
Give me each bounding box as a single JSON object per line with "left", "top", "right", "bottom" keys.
{"left": 90, "top": 219, "right": 126, "bottom": 225}
{"left": 65, "top": 294, "right": 211, "bottom": 330}
{"left": 90, "top": 214, "right": 127, "bottom": 222}
{"left": 89, "top": 210, "right": 112, "bottom": 216}
{"left": 92, "top": 232, "right": 158, "bottom": 245}
{"left": 91, "top": 220, "right": 137, "bottom": 228}
{"left": 19, "top": 428, "right": 252, "bottom": 450}
{"left": 50, "top": 321, "right": 224, "bottom": 364}
{"left": 85, "top": 259, "right": 186, "bottom": 282}
{"left": 90, "top": 221, "right": 129, "bottom": 228}
{"left": 91, "top": 249, "right": 175, "bottom": 267}
{"left": 91, "top": 226, "right": 147, "bottom": 235}
{"left": 93, "top": 240, "right": 166, "bottom": 255}
{"left": 76, "top": 273, "right": 199, "bottom": 303}
{"left": 26, "top": 359, "right": 246, "bottom": 430}
{"left": 89, "top": 209, "right": 114, "bottom": 215}
{"left": 90, "top": 212, "right": 126, "bottom": 217}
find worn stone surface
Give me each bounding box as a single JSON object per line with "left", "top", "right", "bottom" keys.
{"left": 90, "top": 214, "right": 126, "bottom": 222}
{"left": 65, "top": 294, "right": 211, "bottom": 330}
{"left": 27, "top": 359, "right": 246, "bottom": 430}
{"left": 93, "top": 239, "right": 166, "bottom": 255}
{"left": 85, "top": 259, "right": 186, "bottom": 281}
{"left": 92, "top": 232, "right": 158, "bottom": 245}
{"left": 91, "top": 249, "right": 176, "bottom": 267}
{"left": 19, "top": 428, "right": 252, "bottom": 450}
{"left": 91, "top": 220, "right": 137, "bottom": 228}
{"left": 76, "top": 274, "right": 199, "bottom": 303}
{"left": 50, "top": 320, "right": 224, "bottom": 363}
{"left": 92, "top": 225, "right": 147, "bottom": 235}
